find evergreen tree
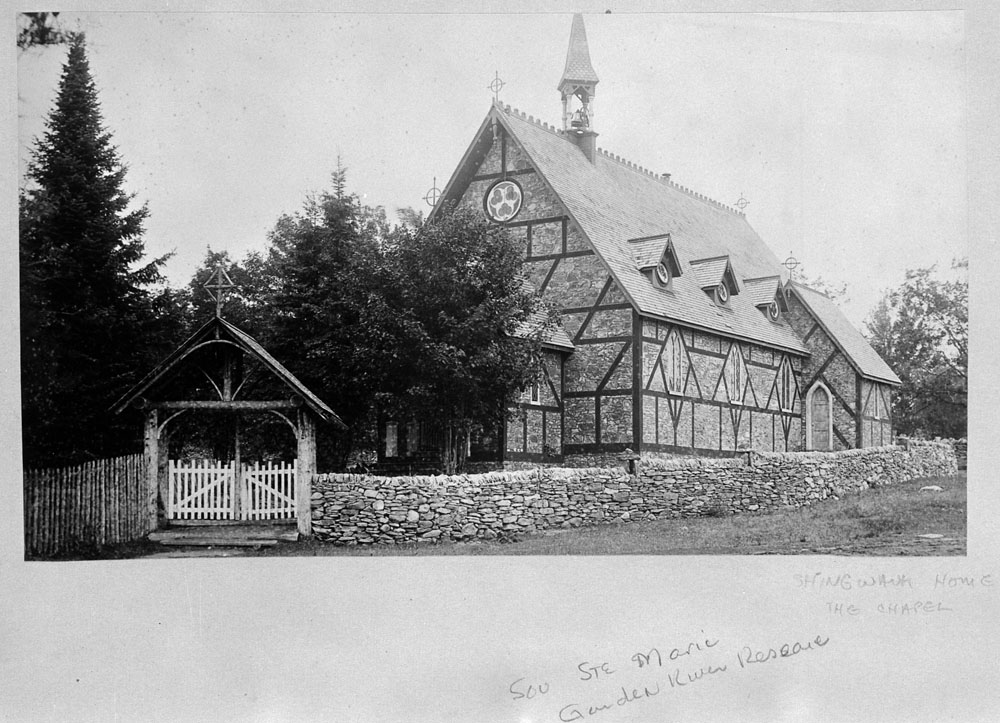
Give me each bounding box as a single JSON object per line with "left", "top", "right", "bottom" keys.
{"left": 20, "top": 35, "right": 175, "bottom": 466}
{"left": 260, "top": 166, "right": 391, "bottom": 468}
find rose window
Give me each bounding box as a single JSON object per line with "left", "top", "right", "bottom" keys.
{"left": 484, "top": 180, "right": 523, "bottom": 222}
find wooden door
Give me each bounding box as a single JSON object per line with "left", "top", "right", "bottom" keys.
{"left": 809, "top": 385, "right": 831, "bottom": 451}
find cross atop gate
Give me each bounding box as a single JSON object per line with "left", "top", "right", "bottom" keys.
{"left": 203, "top": 264, "right": 237, "bottom": 317}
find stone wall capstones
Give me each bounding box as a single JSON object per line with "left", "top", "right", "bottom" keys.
{"left": 309, "top": 441, "right": 957, "bottom": 545}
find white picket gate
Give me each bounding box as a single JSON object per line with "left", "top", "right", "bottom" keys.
{"left": 168, "top": 459, "right": 296, "bottom": 521}
{"left": 241, "top": 460, "right": 297, "bottom": 520}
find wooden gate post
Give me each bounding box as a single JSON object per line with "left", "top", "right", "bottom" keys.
{"left": 296, "top": 410, "right": 315, "bottom": 537}
{"left": 144, "top": 409, "right": 159, "bottom": 532}
{"left": 233, "top": 416, "right": 242, "bottom": 519}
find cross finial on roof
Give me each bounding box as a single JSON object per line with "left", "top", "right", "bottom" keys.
{"left": 782, "top": 252, "right": 800, "bottom": 281}
{"left": 735, "top": 193, "right": 750, "bottom": 213}
{"left": 488, "top": 71, "right": 505, "bottom": 102}
{"left": 203, "top": 263, "right": 237, "bottom": 318}
{"left": 423, "top": 176, "right": 441, "bottom": 207}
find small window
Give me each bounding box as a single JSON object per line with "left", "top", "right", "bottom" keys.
{"left": 655, "top": 262, "right": 671, "bottom": 287}
{"left": 385, "top": 422, "right": 398, "bottom": 458}
{"left": 767, "top": 300, "right": 780, "bottom": 321}
{"left": 725, "top": 344, "right": 746, "bottom": 404}
{"left": 530, "top": 381, "right": 540, "bottom": 403}
{"left": 716, "top": 283, "right": 730, "bottom": 306}
{"left": 779, "top": 358, "right": 795, "bottom": 411}
{"left": 665, "top": 329, "right": 685, "bottom": 394}
{"left": 872, "top": 386, "right": 882, "bottom": 419}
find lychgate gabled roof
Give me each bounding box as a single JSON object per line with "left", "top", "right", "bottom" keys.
{"left": 111, "top": 316, "right": 346, "bottom": 427}
{"left": 787, "top": 282, "right": 901, "bottom": 385}
{"left": 559, "top": 13, "right": 600, "bottom": 91}
{"left": 440, "top": 104, "right": 809, "bottom": 354}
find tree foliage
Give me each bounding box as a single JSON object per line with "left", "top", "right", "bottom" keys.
{"left": 865, "top": 259, "right": 967, "bottom": 438}
{"left": 17, "top": 12, "right": 73, "bottom": 50}
{"left": 376, "top": 205, "right": 550, "bottom": 472}
{"left": 189, "top": 178, "right": 550, "bottom": 472}
{"left": 19, "top": 35, "right": 181, "bottom": 466}
{"left": 793, "top": 267, "right": 849, "bottom": 303}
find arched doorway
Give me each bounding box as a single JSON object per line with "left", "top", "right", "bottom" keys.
{"left": 806, "top": 381, "right": 832, "bottom": 451}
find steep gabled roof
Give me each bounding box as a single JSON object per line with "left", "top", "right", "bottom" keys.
{"left": 788, "top": 282, "right": 901, "bottom": 385}
{"left": 111, "top": 316, "right": 346, "bottom": 426}
{"left": 473, "top": 104, "right": 808, "bottom": 355}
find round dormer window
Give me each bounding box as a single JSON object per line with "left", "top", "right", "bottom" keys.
{"left": 716, "top": 283, "right": 730, "bottom": 304}
{"left": 484, "top": 179, "right": 523, "bottom": 223}
{"left": 655, "top": 262, "right": 671, "bottom": 286}
{"left": 768, "top": 300, "right": 780, "bottom": 321}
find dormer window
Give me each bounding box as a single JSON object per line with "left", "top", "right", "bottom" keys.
{"left": 690, "top": 256, "right": 739, "bottom": 308}
{"left": 629, "top": 232, "right": 682, "bottom": 291}
{"left": 743, "top": 276, "right": 785, "bottom": 321}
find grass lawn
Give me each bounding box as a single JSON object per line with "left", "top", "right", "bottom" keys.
{"left": 249, "top": 473, "right": 965, "bottom": 557}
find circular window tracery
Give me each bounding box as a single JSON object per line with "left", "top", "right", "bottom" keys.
{"left": 484, "top": 179, "right": 523, "bottom": 222}
{"left": 716, "top": 283, "right": 730, "bottom": 304}
{"left": 768, "top": 300, "right": 780, "bottom": 321}
{"left": 655, "top": 262, "right": 671, "bottom": 286}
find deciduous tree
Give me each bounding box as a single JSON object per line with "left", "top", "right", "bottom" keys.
{"left": 377, "top": 205, "right": 551, "bottom": 473}
{"left": 865, "top": 259, "right": 967, "bottom": 438}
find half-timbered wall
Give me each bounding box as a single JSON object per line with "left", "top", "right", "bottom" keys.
{"left": 455, "top": 126, "right": 633, "bottom": 460}
{"left": 504, "top": 350, "right": 564, "bottom": 461}
{"left": 783, "top": 291, "right": 893, "bottom": 450}
{"left": 860, "top": 379, "right": 893, "bottom": 447}
{"left": 638, "top": 317, "right": 803, "bottom": 455}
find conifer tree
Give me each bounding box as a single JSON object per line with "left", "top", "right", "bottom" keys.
{"left": 20, "top": 34, "right": 174, "bottom": 465}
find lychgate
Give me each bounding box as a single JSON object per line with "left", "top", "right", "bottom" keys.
{"left": 111, "top": 276, "right": 344, "bottom": 536}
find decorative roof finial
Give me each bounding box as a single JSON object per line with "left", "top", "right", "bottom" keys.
{"left": 782, "top": 252, "right": 800, "bottom": 282}
{"left": 488, "top": 71, "right": 505, "bottom": 103}
{"left": 203, "top": 263, "right": 237, "bottom": 318}
{"left": 423, "top": 177, "right": 441, "bottom": 207}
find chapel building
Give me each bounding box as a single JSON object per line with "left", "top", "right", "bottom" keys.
{"left": 413, "top": 14, "right": 899, "bottom": 468}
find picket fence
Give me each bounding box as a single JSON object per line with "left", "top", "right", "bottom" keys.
{"left": 23, "top": 453, "right": 148, "bottom": 558}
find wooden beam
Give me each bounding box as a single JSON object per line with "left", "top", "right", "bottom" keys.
{"left": 296, "top": 410, "right": 316, "bottom": 537}
{"left": 145, "top": 400, "right": 302, "bottom": 411}
{"left": 144, "top": 409, "right": 159, "bottom": 532}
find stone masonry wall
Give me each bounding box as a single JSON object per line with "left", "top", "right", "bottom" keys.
{"left": 309, "top": 440, "right": 956, "bottom": 545}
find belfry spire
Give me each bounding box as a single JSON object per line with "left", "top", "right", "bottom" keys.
{"left": 559, "top": 14, "right": 599, "bottom": 92}
{"left": 558, "top": 14, "right": 600, "bottom": 161}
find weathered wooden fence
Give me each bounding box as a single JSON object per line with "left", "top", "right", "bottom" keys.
{"left": 23, "top": 454, "right": 148, "bottom": 558}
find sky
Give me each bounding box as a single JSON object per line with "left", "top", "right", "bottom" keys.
{"left": 16, "top": 8, "right": 966, "bottom": 326}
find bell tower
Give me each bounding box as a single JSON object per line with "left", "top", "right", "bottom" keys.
{"left": 558, "top": 14, "right": 600, "bottom": 162}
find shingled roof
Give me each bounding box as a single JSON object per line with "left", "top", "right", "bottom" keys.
{"left": 476, "top": 104, "right": 809, "bottom": 355}
{"left": 559, "top": 14, "right": 600, "bottom": 88}
{"left": 111, "top": 316, "right": 346, "bottom": 426}
{"left": 787, "top": 282, "right": 901, "bottom": 385}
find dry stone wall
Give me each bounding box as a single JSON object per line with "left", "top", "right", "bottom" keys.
{"left": 309, "top": 441, "right": 956, "bottom": 545}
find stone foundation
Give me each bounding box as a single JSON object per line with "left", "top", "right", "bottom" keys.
{"left": 309, "top": 441, "right": 957, "bottom": 545}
